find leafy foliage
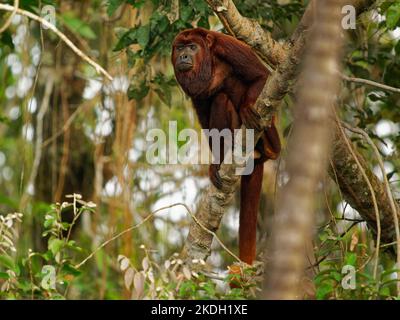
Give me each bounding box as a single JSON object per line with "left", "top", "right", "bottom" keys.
{"left": 0, "top": 0, "right": 399, "bottom": 300}
{"left": 0, "top": 195, "right": 94, "bottom": 299}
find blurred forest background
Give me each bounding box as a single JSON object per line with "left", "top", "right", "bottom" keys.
{"left": 0, "top": 0, "right": 400, "bottom": 300}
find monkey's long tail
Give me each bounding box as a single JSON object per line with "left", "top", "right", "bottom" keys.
{"left": 239, "top": 161, "right": 264, "bottom": 265}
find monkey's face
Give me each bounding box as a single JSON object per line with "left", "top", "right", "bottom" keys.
{"left": 171, "top": 30, "right": 213, "bottom": 97}
{"left": 173, "top": 42, "right": 200, "bottom": 72}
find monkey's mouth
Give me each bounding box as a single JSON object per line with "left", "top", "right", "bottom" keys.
{"left": 176, "top": 62, "right": 193, "bottom": 72}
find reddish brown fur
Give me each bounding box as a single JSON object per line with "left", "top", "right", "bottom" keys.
{"left": 172, "top": 28, "right": 281, "bottom": 265}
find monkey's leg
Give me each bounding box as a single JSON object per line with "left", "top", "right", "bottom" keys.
{"left": 208, "top": 93, "right": 240, "bottom": 189}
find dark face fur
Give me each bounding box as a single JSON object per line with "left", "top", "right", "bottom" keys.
{"left": 172, "top": 32, "right": 213, "bottom": 98}
{"left": 174, "top": 42, "right": 199, "bottom": 72}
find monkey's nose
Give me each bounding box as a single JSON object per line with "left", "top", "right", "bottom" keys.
{"left": 179, "top": 54, "right": 191, "bottom": 64}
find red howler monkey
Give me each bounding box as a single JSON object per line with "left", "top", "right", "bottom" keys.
{"left": 171, "top": 28, "right": 281, "bottom": 265}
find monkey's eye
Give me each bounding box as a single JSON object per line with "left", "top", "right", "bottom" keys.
{"left": 189, "top": 44, "right": 196, "bottom": 50}
{"left": 177, "top": 46, "right": 184, "bottom": 51}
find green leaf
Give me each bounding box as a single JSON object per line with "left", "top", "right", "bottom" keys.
{"left": 0, "top": 193, "right": 17, "bottom": 208}
{"left": 0, "top": 31, "right": 14, "bottom": 50}
{"left": 62, "top": 14, "right": 97, "bottom": 40}
{"left": 316, "top": 283, "right": 334, "bottom": 300}
{"left": 66, "top": 240, "right": 83, "bottom": 252}
{"left": 17, "top": 279, "right": 33, "bottom": 292}
{"left": 345, "top": 252, "right": 357, "bottom": 266}
{"left": 48, "top": 238, "right": 65, "bottom": 256}
{"left": 113, "top": 25, "right": 151, "bottom": 51}
{"left": 0, "top": 272, "right": 10, "bottom": 280}
{"left": 106, "top": 0, "right": 125, "bottom": 16}
{"left": 129, "top": 0, "right": 145, "bottom": 8}
{"left": 386, "top": 4, "right": 400, "bottom": 29}
{"left": 381, "top": 268, "right": 400, "bottom": 279}
{"left": 201, "top": 282, "right": 216, "bottom": 297}
{"left": 380, "top": 278, "right": 400, "bottom": 288}
{"left": 44, "top": 218, "right": 55, "bottom": 228}
{"left": 395, "top": 41, "right": 400, "bottom": 55}
{"left": 61, "top": 263, "right": 82, "bottom": 277}
{"left": 180, "top": 6, "right": 193, "bottom": 22}
{"left": 197, "top": 16, "right": 210, "bottom": 29}
{"left": 152, "top": 73, "right": 175, "bottom": 106}
{"left": 178, "top": 280, "right": 196, "bottom": 298}
{"left": 114, "top": 29, "right": 136, "bottom": 51}
{"left": 331, "top": 271, "right": 342, "bottom": 282}
{"left": 191, "top": 0, "right": 208, "bottom": 14}
{"left": 128, "top": 81, "right": 149, "bottom": 101}
{"left": 0, "top": 255, "right": 15, "bottom": 271}
{"left": 314, "top": 269, "right": 338, "bottom": 285}
{"left": 379, "top": 286, "right": 391, "bottom": 297}
{"left": 136, "top": 25, "right": 150, "bottom": 49}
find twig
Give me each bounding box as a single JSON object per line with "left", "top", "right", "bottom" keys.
{"left": 54, "top": 89, "right": 71, "bottom": 202}
{"left": 307, "top": 221, "right": 360, "bottom": 270}
{"left": 335, "top": 217, "right": 364, "bottom": 223}
{"left": 334, "top": 111, "right": 381, "bottom": 281}
{"left": 0, "top": 0, "right": 19, "bottom": 33}
{"left": 341, "top": 73, "right": 400, "bottom": 94}
{"left": 201, "top": 271, "right": 226, "bottom": 281}
{"left": 75, "top": 203, "right": 241, "bottom": 269}
{"left": 20, "top": 75, "right": 54, "bottom": 209}
{"left": 380, "top": 241, "right": 397, "bottom": 249}
{"left": 0, "top": 3, "right": 113, "bottom": 81}
{"left": 342, "top": 122, "right": 400, "bottom": 295}
{"left": 41, "top": 102, "right": 85, "bottom": 148}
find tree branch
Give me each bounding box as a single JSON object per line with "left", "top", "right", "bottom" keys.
{"left": 205, "top": 0, "right": 287, "bottom": 67}
{"left": 341, "top": 73, "right": 400, "bottom": 94}
{"left": 0, "top": 3, "right": 113, "bottom": 81}
{"left": 0, "top": 0, "right": 19, "bottom": 33}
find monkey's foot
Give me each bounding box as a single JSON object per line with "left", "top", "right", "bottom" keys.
{"left": 209, "top": 164, "right": 223, "bottom": 189}
{"left": 240, "top": 105, "right": 262, "bottom": 131}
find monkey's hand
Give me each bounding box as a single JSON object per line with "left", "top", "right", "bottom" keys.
{"left": 239, "top": 104, "right": 262, "bottom": 131}
{"left": 209, "top": 164, "right": 223, "bottom": 189}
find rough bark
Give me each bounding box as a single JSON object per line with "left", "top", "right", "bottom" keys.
{"left": 330, "top": 127, "right": 399, "bottom": 244}
{"left": 181, "top": 164, "right": 240, "bottom": 260}
{"left": 205, "top": 0, "right": 287, "bottom": 67}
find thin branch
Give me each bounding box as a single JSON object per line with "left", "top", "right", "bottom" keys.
{"left": 201, "top": 271, "right": 226, "bottom": 281}
{"left": 0, "top": 0, "right": 19, "bottom": 33}
{"left": 341, "top": 73, "right": 400, "bottom": 94}
{"left": 41, "top": 102, "right": 86, "bottom": 148}
{"left": 0, "top": 3, "right": 113, "bottom": 81}
{"left": 20, "top": 75, "right": 54, "bottom": 209}
{"left": 307, "top": 221, "right": 360, "bottom": 270}
{"left": 381, "top": 241, "right": 397, "bottom": 249}
{"left": 75, "top": 203, "right": 241, "bottom": 269}
{"left": 342, "top": 122, "right": 400, "bottom": 295}
{"left": 334, "top": 112, "right": 381, "bottom": 280}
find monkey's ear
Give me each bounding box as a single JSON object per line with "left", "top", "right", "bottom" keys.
{"left": 206, "top": 33, "right": 215, "bottom": 48}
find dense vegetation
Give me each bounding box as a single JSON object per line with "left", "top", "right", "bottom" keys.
{"left": 0, "top": 0, "right": 400, "bottom": 299}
